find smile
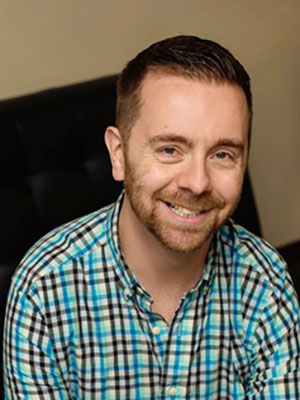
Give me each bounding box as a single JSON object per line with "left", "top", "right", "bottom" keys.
{"left": 165, "top": 202, "right": 204, "bottom": 218}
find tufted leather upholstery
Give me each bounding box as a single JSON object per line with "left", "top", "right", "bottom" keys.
{"left": 0, "top": 75, "right": 298, "bottom": 394}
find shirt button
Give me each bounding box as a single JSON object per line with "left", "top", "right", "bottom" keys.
{"left": 168, "top": 386, "right": 177, "bottom": 396}
{"left": 152, "top": 326, "right": 161, "bottom": 335}
{"left": 124, "top": 288, "right": 131, "bottom": 298}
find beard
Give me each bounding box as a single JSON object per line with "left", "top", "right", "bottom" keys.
{"left": 123, "top": 155, "right": 241, "bottom": 254}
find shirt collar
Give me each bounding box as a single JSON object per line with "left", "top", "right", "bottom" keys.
{"left": 106, "top": 191, "right": 139, "bottom": 294}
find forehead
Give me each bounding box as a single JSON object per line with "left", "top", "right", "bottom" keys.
{"left": 134, "top": 72, "right": 249, "bottom": 144}
{"left": 140, "top": 70, "right": 247, "bottom": 107}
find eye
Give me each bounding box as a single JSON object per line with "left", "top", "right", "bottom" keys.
{"left": 162, "top": 146, "right": 177, "bottom": 155}
{"left": 211, "top": 150, "right": 238, "bottom": 168}
{"left": 215, "top": 151, "right": 233, "bottom": 160}
{"left": 156, "top": 145, "right": 183, "bottom": 163}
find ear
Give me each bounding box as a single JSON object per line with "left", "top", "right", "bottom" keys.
{"left": 104, "top": 126, "right": 125, "bottom": 181}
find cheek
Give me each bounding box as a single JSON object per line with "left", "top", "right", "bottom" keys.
{"left": 213, "top": 171, "right": 243, "bottom": 201}
{"left": 141, "top": 161, "right": 176, "bottom": 188}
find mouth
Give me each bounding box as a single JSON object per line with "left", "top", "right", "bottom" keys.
{"left": 165, "top": 201, "right": 208, "bottom": 218}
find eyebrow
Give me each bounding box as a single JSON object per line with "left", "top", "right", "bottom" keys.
{"left": 212, "top": 138, "right": 245, "bottom": 153}
{"left": 149, "top": 134, "right": 245, "bottom": 153}
{"left": 149, "top": 133, "right": 193, "bottom": 148}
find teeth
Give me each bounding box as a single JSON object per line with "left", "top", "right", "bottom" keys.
{"left": 168, "top": 203, "right": 201, "bottom": 217}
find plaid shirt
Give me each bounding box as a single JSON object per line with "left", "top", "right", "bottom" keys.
{"left": 4, "top": 194, "right": 300, "bottom": 399}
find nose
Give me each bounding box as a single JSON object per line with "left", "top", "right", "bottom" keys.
{"left": 176, "top": 157, "right": 212, "bottom": 195}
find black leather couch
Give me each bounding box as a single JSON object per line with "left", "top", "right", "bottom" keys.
{"left": 1, "top": 75, "right": 299, "bottom": 395}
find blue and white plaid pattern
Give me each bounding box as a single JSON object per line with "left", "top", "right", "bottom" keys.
{"left": 4, "top": 195, "right": 300, "bottom": 399}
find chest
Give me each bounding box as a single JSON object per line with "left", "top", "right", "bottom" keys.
{"left": 47, "top": 279, "right": 249, "bottom": 399}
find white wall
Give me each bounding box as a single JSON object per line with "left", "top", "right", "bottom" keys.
{"left": 1, "top": 0, "right": 299, "bottom": 247}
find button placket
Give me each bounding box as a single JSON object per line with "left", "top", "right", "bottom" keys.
{"left": 149, "top": 319, "right": 169, "bottom": 365}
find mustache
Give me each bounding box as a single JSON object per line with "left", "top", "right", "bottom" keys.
{"left": 156, "top": 191, "right": 226, "bottom": 211}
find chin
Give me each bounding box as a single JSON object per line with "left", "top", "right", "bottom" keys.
{"left": 147, "top": 218, "right": 219, "bottom": 254}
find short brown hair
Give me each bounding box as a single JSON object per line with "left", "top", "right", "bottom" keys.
{"left": 116, "top": 35, "right": 252, "bottom": 142}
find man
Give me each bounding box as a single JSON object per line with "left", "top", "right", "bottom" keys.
{"left": 4, "top": 36, "right": 300, "bottom": 398}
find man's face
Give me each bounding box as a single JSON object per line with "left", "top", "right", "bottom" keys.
{"left": 110, "top": 73, "right": 249, "bottom": 253}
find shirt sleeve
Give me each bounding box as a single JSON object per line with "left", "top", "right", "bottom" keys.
{"left": 3, "top": 280, "right": 69, "bottom": 399}
{"left": 247, "top": 272, "right": 300, "bottom": 399}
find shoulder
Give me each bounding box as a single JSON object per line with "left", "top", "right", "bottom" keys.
{"left": 11, "top": 202, "right": 114, "bottom": 294}
{"left": 218, "top": 221, "right": 299, "bottom": 339}
{"left": 233, "top": 221, "right": 285, "bottom": 273}
{"left": 219, "top": 220, "right": 292, "bottom": 299}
